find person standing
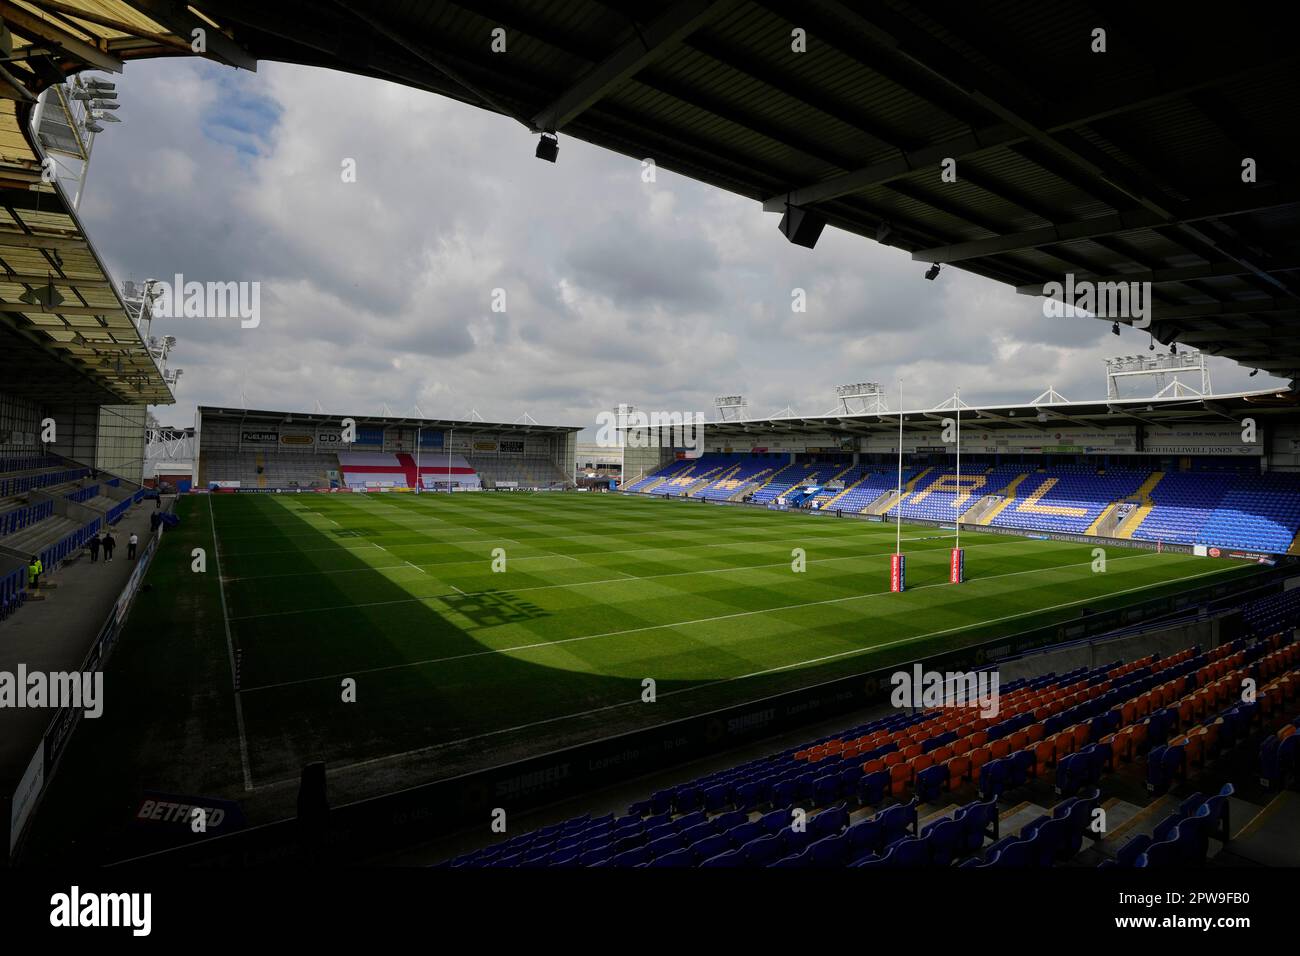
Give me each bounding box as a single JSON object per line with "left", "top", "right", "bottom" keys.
{"left": 28, "top": 554, "right": 42, "bottom": 590}
{"left": 103, "top": 531, "right": 116, "bottom": 562}
{"left": 127, "top": 531, "right": 139, "bottom": 560}
{"left": 88, "top": 534, "right": 101, "bottom": 563}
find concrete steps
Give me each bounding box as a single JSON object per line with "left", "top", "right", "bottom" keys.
{"left": 976, "top": 473, "right": 1032, "bottom": 526}
{"left": 866, "top": 467, "right": 934, "bottom": 516}
{"left": 1113, "top": 471, "right": 1164, "bottom": 539}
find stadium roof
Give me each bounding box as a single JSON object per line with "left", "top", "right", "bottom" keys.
{"left": 695, "top": 388, "right": 1300, "bottom": 439}
{"left": 0, "top": 178, "right": 172, "bottom": 404}
{"left": 198, "top": 405, "right": 582, "bottom": 434}
{"left": 0, "top": 2, "right": 183, "bottom": 404}
{"left": 6, "top": 2, "right": 1299, "bottom": 384}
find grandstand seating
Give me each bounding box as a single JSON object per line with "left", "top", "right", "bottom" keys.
{"left": 336, "top": 451, "right": 481, "bottom": 490}
{"left": 1187, "top": 473, "right": 1300, "bottom": 553}
{"left": 1130, "top": 472, "right": 1238, "bottom": 545}
{"left": 469, "top": 456, "right": 567, "bottom": 489}
{"left": 0, "top": 464, "right": 90, "bottom": 498}
{"left": 832, "top": 468, "right": 919, "bottom": 513}
{"left": 0, "top": 454, "right": 148, "bottom": 624}
{"left": 692, "top": 457, "right": 778, "bottom": 500}
{"left": 887, "top": 465, "right": 1022, "bottom": 523}
{"left": 750, "top": 461, "right": 821, "bottom": 504}
{"left": 987, "top": 468, "right": 1150, "bottom": 534}
{"left": 620, "top": 459, "right": 693, "bottom": 493}
{"left": 622, "top": 452, "right": 1300, "bottom": 554}
{"left": 1130, "top": 471, "right": 1300, "bottom": 553}
{"left": 440, "top": 602, "right": 1300, "bottom": 867}
{"left": 640, "top": 455, "right": 733, "bottom": 496}
{"left": 810, "top": 462, "right": 871, "bottom": 508}
{"left": 0, "top": 499, "right": 54, "bottom": 537}
{"left": 203, "top": 449, "right": 340, "bottom": 489}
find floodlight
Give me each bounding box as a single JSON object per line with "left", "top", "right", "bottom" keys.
{"left": 535, "top": 132, "right": 559, "bottom": 163}
{"left": 18, "top": 275, "right": 63, "bottom": 308}
{"left": 924, "top": 264, "right": 940, "bottom": 280}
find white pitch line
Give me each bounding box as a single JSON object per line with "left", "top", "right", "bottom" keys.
{"left": 224, "top": 534, "right": 1032, "bottom": 622}
{"left": 239, "top": 549, "right": 1215, "bottom": 691}
{"left": 250, "top": 561, "right": 1240, "bottom": 785}
{"left": 208, "top": 494, "right": 255, "bottom": 792}
{"left": 205, "top": 508, "right": 920, "bottom": 547}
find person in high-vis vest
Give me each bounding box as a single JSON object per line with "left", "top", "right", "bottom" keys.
{"left": 28, "top": 554, "right": 42, "bottom": 590}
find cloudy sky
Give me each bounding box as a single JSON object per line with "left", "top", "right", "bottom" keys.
{"left": 76, "top": 57, "right": 1280, "bottom": 432}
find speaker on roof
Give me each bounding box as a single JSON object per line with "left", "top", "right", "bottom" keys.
{"left": 779, "top": 204, "right": 826, "bottom": 249}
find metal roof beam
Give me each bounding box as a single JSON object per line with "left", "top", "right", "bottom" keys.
{"left": 0, "top": 302, "right": 122, "bottom": 316}
{"left": 1152, "top": 297, "right": 1300, "bottom": 321}
{"left": 912, "top": 186, "right": 1300, "bottom": 264}
{"left": 1013, "top": 260, "right": 1300, "bottom": 295}
{"left": 129, "top": 0, "right": 257, "bottom": 70}
{"left": 531, "top": 0, "right": 738, "bottom": 132}
{"left": 0, "top": 1, "right": 124, "bottom": 72}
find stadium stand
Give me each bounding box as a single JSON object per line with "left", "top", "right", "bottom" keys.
{"left": 336, "top": 451, "right": 481, "bottom": 491}
{"left": 887, "top": 465, "right": 1021, "bottom": 523}
{"left": 0, "top": 453, "right": 149, "bottom": 623}
{"left": 1129, "top": 472, "right": 1239, "bottom": 546}
{"left": 1185, "top": 473, "right": 1300, "bottom": 554}
{"left": 468, "top": 455, "right": 568, "bottom": 490}
{"left": 441, "top": 617, "right": 1299, "bottom": 867}
{"left": 196, "top": 408, "right": 579, "bottom": 493}
{"left": 986, "top": 468, "right": 1150, "bottom": 535}
{"left": 692, "top": 456, "right": 779, "bottom": 500}
{"left": 642, "top": 455, "right": 731, "bottom": 496}
{"left": 624, "top": 452, "right": 1300, "bottom": 556}
{"left": 200, "top": 449, "right": 340, "bottom": 489}
{"left": 1131, "top": 472, "right": 1300, "bottom": 553}
{"left": 750, "top": 460, "right": 820, "bottom": 504}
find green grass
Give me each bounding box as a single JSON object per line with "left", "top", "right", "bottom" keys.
{"left": 24, "top": 489, "right": 1261, "bottom": 859}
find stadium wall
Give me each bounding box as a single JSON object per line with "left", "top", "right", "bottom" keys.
{"left": 1267, "top": 421, "right": 1300, "bottom": 472}
{"left": 45, "top": 403, "right": 98, "bottom": 465}
{"left": 621, "top": 443, "right": 672, "bottom": 484}
{"left": 95, "top": 406, "right": 147, "bottom": 485}
{"left": 3, "top": 515, "right": 165, "bottom": 864}
{"left": 110, "top": 563, "right": 1296, "bottom": 866}
{"left": 0, "top": 392, "right": 43, "bottom": 456}
{"left": 195, "top": 409, "right": 578, "bottom": 490}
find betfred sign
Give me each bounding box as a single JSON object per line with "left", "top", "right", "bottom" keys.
{"left": 950, "top": 548, "right": 965, "bottom": 584}
{"left": 131, "top": 791, "right": 246, "bottom": 836}
{"left": 890, "top": 553, "right": 906, "bottom": 592}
